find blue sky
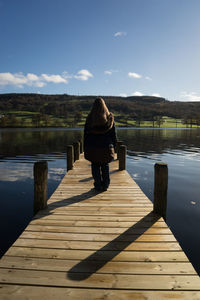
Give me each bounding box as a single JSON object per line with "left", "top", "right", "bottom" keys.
{"left": 0, "top": 0, "right": 200, "bottom": 101}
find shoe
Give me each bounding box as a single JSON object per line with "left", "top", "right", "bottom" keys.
{"left": 94, "top": 186, "right": 102, "bottom": 192}
{"left": 102, "top": 186, "right": 108, "bottom": 191}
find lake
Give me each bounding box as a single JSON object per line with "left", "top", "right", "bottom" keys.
{"left": 0, "top": 127, "right": 200, "bottom": 274}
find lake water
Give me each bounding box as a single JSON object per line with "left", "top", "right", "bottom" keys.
{"left": 0, "top": 127, "right": 200, "bottom": 274}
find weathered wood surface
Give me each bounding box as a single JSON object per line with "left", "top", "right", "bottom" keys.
{"left": 0, "top": 154, "right": 200, "bottom": 299}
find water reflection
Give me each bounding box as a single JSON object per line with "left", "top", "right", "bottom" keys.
{"left": 0, "top": 128, "right": 83, "bottom": 159}
{"left": 117, "top": 128, "right": 200, "bottom": 155}
{"left": 0, "top": 162, "right": 66, "bottom": 182}
{"left": 1, "top": 127, "right": 200, "bottom": 159}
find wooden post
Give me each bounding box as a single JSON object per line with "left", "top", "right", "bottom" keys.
{"left": 119, "top": 145, "right": 126, "bottom": 170}
{"left": 116, "top": 141, "right": 123, "bottom": 159}
{"left": 34, "top": 161, "right": 48, "bottom": 215}
{"left": 154, "top": 162, "right": 168, "bottom": 221}
{"left": 73, "top": 141, "right": 80, "bottom": 161}
{"left": 67, "top": 145, "right": 74, "bottom": 171}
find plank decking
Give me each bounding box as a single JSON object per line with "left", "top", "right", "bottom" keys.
{"left": 0, "top": 154, "right": 200, "bottom": 299}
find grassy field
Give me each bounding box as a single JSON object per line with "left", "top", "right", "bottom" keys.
{"left": 0, "top": 111, "right": 198, "bottom": 128}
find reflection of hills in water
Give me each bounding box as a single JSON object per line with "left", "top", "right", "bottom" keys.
{"left": 117, "top": 128, "right": 200, "bottom": 156}
{"left": 0, "top": 128, "right": 83, "bottom": 158}
{"left": 0, "top": 128, "right": 200, "bottom": 159}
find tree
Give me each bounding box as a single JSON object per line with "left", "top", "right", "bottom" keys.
{"left": 135, "top": 111, "right": 144, "bottom": 127}
{"left": 40, "top": 114, "right": 50, "bottom": 127}
{"left": 74, "top": 111, "right": 83, "bottom": 124}
{"left": 20, "top": 117, "right": 26, "bottom": 127}
{"left": 182, "top": 115, "right": 195, "bottom": 128}
{"left": 32, "top": 114, "right": 42, "bottom": 127}
{"left": 0, "top": 115, "right": 9, "bottom": 127}
{"left": 196, "top": 115, "right": 200, "bottom": 127}
{"left": 54, "top": 118, "right": 63, "bottom": 127}
{"left": 155, "top": 116, "right": 164, "bottom": 128}
{"left": 8, "top": 115, "right": 19, "bottom": 127}
{"left": 148, "top": 113, "right": 157, "bottom": 127}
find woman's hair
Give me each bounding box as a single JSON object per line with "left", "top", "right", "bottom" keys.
{"left": 87, "top": 97, "right": 111, "bottom": 127}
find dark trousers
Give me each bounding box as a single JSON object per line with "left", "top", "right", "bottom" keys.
{"left": 91, "top": 162, "right": 110, "bottom": 189}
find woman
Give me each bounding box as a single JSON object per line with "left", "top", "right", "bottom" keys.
{"left": 84, "top": 97, "right": 117, "bottom": 191}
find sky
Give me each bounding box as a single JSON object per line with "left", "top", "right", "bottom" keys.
{"left": 0, "top": 0, "right": 200, "bottom": 101}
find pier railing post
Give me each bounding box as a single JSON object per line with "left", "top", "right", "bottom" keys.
{"left": 154, "top": 162, "right": 168, "bottom": 221}
{"left": 67, "top": 145, "right": 74, "bottom": 171}
{"left": 119, "top": 145, "right": 126, "bottom": 170}
{"left": 73, "top": 141, "right": 80, "bottom": 161}
{"left": 34, "top": 161, "right": 48, "bottom": 215}
{"left": 116, "top": 141, "right": 123, "bottom": 159}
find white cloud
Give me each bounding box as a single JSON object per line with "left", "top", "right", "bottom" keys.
{"left": 145, "top": 76, "right": 152, "bottom": 81}
{"left": 180, "top": 92, "right": 200, "bottom": 102}
{"left": 104, "top": 70, "right": 119, "bottom": 75}
{"left": 35, "top": 81, "right": 46, "bottom": 87}
{"left": 62, "top": 71, "right": 72, "bottom": 80}
{"left": 127, "top": 73, "right": 151, "bottom": 80}
{"left": 120, "top": 92, "right": 160, "bottom": 97}
{"left": 0, "top": 70, "right": 94, "bottom": 88}
{"left": 41, "top": 74, "right": 67, "bottom": 83}
{"left": 104, "top": 71, "right": 113, "bottom": 75}
{"left": 128, "top": 72, "right": 142, "bottom": 79}
{"left": 0, "top": 72, "right": 68, "bottom": 88}
{"left": 74, "top": 69, "right": 93, "bottom": 81}
{"left": 0, "top": 72, "right": 28, "bottom": 88}
{"left": 27, "top": 73, "right": 39, "bottom": 81}
{"left": 132, "top": 91, "right": 143, "bottom": 96}
{"left": 114, "top": 32, "right": 127, "bottom": 37}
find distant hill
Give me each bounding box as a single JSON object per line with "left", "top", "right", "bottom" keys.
{"left": 0, "top": 93, "right": 172, "bottom": 116}
{"left": 0, "top": 93, "right": 161, "bottom": 111}
{"left": 0, "top": 93, "right": 200, "bottom": 127}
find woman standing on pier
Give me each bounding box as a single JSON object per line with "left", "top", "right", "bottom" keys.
{"left": 84, "top": 97, "right": 117, "bottom": 191}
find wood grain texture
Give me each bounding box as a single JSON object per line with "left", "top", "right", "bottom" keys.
{"left": 1, "top": 285, "right": 200, "bottom": 300}
{"left": 1, "top": 153, "right": 199, "bottom": 299}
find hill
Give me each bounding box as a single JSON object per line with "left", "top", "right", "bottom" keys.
{"left": 0, "top": 93, "right": 200, "bottom": 128}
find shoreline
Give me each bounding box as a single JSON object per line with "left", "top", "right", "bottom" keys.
{"left": 0, "top": 126, "right": 199, "bottom": 131}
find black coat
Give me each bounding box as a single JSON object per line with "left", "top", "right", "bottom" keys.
{"left": 84, "top": 119, "right": 117, "bottom": 163}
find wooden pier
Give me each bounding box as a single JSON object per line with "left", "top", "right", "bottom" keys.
{"left": 0, "top": 149, "right": 200, "bottom": 299}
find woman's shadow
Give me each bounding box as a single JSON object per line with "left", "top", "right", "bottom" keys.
{"left": 66, "top": 211, "right": 160, "bottom": 281}
{"left": 34, "top": 187, "right": 107, "bottom": 219}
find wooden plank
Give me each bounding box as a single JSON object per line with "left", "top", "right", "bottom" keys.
{"left": 12, "top": 239, "right": 182, "bottom": 251}
{"left": 25, "top": 225, "right": 172, "bottom": 235}
{"left": 35, "top": 211, "right": 153, "bottom": 217}
{"left": 5, "top": 247, "right": 187, "bottom": 261}
{"left": 33, "top": 215, "right": 165, "bottom": 222}
{"left": 43, "top": 207, "right": 153, "bottom": 212}
{"left": 1, "top": 285, "right": 200, "bottom": 300}
{"left": 47, "top": 201, "right": 153, "bottom": 206}
{"left": 30, "top": 219, "right": 168, "bottom": 228}
{"left": 48, "top": 191, "right": 149, "bottom": 195}
{"left": 0, "top": 268, "right": 200, "bottom": 290}
{"left": 38, "top": 211, "right": 153, "bottom": 216}
{"left": 19, "top": 231, "right": 177, "bottom": 242}
{"left": 0, "top": 256, "right": 196, "bottom": 275}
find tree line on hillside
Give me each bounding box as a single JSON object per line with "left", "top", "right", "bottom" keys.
{"left": 0, "top": 93, "right": 200, "bottom": 127}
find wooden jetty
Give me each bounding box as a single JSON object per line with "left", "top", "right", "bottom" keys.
{"left": 0, "top": 144, "right": 200, "bottom": 299}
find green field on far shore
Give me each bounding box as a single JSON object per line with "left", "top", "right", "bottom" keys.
{"left": 0, "top": 111, "right": 198, "bottom": 128}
